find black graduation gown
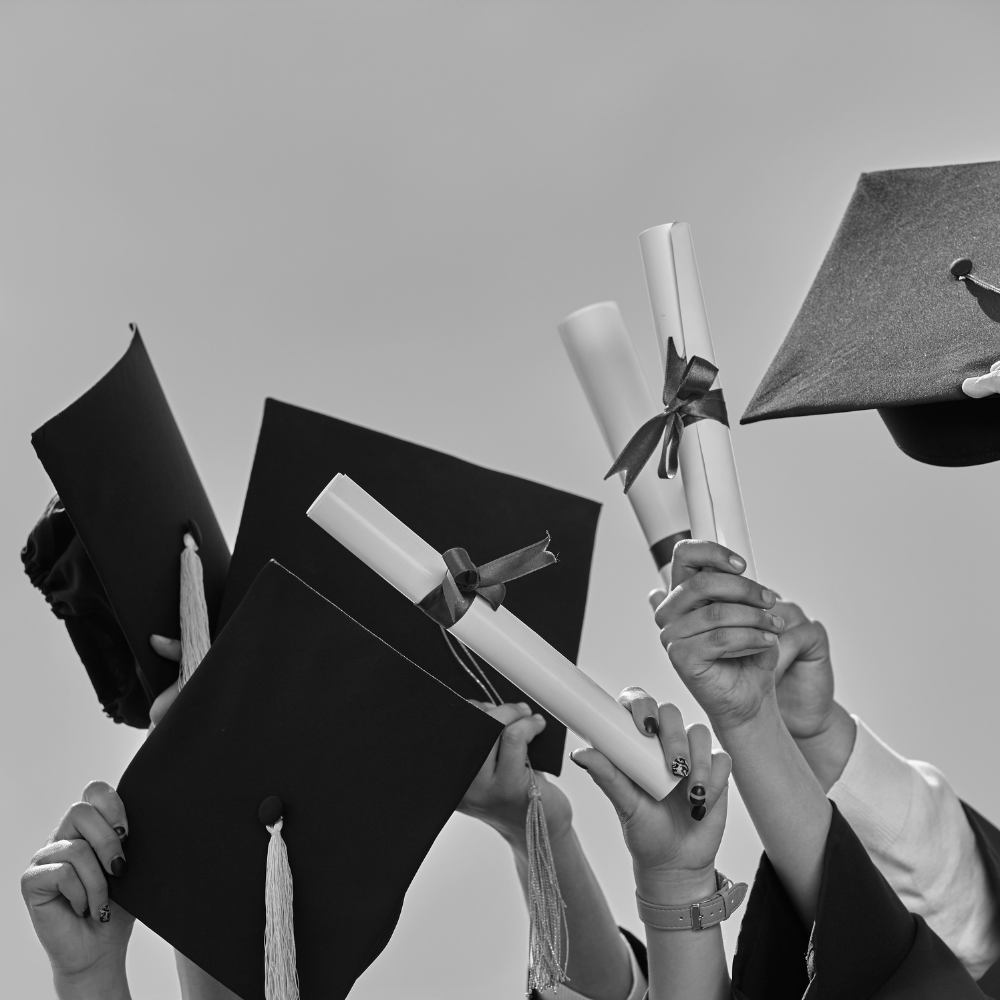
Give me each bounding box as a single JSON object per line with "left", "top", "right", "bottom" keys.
{"left": 732, "top": 802, "right": 993, "bottom": 999}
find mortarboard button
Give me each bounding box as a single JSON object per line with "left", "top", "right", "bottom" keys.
{"left": 217, "top": 398, "right": 601, "bottom": 775}
{"left": 258, "top": 796, "right": 284, "bottom": 826}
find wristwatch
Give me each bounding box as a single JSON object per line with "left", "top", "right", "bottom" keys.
{"left": 635, "top": 870, "right": 748, "bottom": 931}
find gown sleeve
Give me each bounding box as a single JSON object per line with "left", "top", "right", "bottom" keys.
{"left": 731, "top": 802, "right": 989, "bottom": 999}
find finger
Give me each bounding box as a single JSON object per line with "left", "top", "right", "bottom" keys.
{"left": 654, "top": 571, "right": 777, "bottom": 627}
{"left": 50, "top": 802, "right": 125, "bottom": 879}
{"left": 570, "top": 748, "right": 643, "bottom": 818}
{"left": 661, "top": 602, "right": 785, "bottom": 644}
{"left": 149, "top": 681, "right": 180, "bottom": 728}
{"left": 21, "top": 862, "right": 90, "bottom": 919}
{"left": 671, "top": 539, "right": 748, "bottom": 585}
{"left": 702, "top": 750, "right": 733, "bottom": 818}
{"left": 484, "top": 702, "right": 535, "bottom": 727}
{"left": 656, "top": 702, "right": 692, "bottom": 781}
{"left": 149, "top": 634, "right": 181, "bottom": 662}
{"left": 81, "top": 780, "right": 128, "bottom": 842}
{"left": 774, "top": 619, "right": 818, "bottom": 682}
{"left": 647, "top": 588, "right": 668, "bottom": 612}
{"left": 30, "top": 841, "right": 108, "bottom": 920}
{"left": 773, "top": 601, "right": 807, "bottom": 628}
{"left": 685, "top": 724, "right": 713, "bottom": 820}
{"left": 618, "top": 686, "right": 661, "bottom": 737}
{"left": 665, "top": 627, "right": 778, "bottom": 668}
{"left": 495, "top": 714, "right": 547, "bottom": 777}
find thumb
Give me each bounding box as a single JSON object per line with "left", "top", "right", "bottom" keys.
{"left": 775, "top": 620, "right": 826, "bottom": 682}
{"left": 571, "top": 748, "right": 643, "bottom": 818}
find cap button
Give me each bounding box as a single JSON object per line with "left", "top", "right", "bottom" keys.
{"left": 950, "top": 257, "right": 974, "bottom": 279}
{"left": 258, "top": 795, "right": 283, "bottom": 826}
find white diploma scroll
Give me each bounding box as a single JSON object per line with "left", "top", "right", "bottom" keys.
{"left": 639, "top": 222, "right": 757, "bottom": 581}
{"left": 558, "top": 302, "right": 690, "bottom": 586}
{"left": 308, "top": 474, "right": 677, "bottom": 800}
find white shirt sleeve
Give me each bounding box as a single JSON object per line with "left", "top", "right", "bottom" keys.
{"left": 829, "top": 716, "right": 1000, "bottom": 980}
{"left": 536, "top": 930, "right": 647, "bottom": 1000}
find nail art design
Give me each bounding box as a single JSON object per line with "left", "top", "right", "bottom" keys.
{"left": 113, "top": 825, "right": 127, "bottom": 841}
{"left": 691, "top": 804, "right": 707, "bottom": 821}
{"left": 670, "top": 756, "right": 691, "bottom": 778}
{"left": 99, "top": 903, "right": 111, "bottom": 923}
{"left": 110, "top": 856, "right": 127, "bottom": 878}
{"left": 643, "top": 716, "right": 659, "bottom": 735}
{"left": 689, "top": 783, "right": 707, "bottom": 806}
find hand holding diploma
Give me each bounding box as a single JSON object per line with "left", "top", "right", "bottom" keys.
{"left": 307, "top": 474, "right": 677, "bottom": 800}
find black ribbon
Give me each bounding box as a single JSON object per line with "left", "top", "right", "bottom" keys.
{"left": 605, "top": 338, "right": 729, "bottom": 493}
{"left": 417, "top": 535, "right": 557, "bottom": 627}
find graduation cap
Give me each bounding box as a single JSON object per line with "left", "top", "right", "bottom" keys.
{"left": 24, "top": 330, "right": 230, "bottom": 725}
{"left": 109, "top": 560, "right": 503, "bottom": 1000}
{"left": 217, "top": 398, "right": 601, "bottom": 775}
{"left": 742, "top": 160, "right": 1000, "bottom": 466}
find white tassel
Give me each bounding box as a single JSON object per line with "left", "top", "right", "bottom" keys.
{"left": 525, "top": 765, "right": 568, "bottom": 995}
{"left": 264, "top": 817, "right": 300, "bottom": 1000}
{"left": 178, "top": 532, "right": 211, "bottom": 688}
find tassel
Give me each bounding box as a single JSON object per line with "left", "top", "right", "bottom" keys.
{"left": 260, "top": 797, "right": 299, "bottom": 1000}
{"left": 525, "top": 765, "right": 568, "bottom": 995}
{"left": 178, "top": 531, "right": 211, "bottom": 688}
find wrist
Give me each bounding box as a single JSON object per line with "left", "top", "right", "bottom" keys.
{"left": 794, "top": 702, "right": 857, "bottom": 792}
{"left": 710, "top": 686, "right": 782, "bottom": 742}
{"left": 634, "top": 862, "right": 717, "bottom": 907}
{"left": 53, "top": 954, "right": 131, "bottom": 1000}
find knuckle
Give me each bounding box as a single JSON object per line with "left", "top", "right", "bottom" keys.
{"left": 705, "top": 601, "right": 728, "bottom": 623}
{"left": 707, "top": 628, "right": 730, "bottom": 648}
{"left": 82, "top": 779, "right": 112, "bottom": 800}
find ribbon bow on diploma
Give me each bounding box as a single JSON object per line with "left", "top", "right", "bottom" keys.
{"left": 605, "top": 339, "right": 729, "bottom": 492}
{"left": 417, "top": 535, "right": 557, "bottom": 627}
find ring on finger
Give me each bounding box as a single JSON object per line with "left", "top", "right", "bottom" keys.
{"left": 670, "top": 756, "right": 691, "bottom": 778}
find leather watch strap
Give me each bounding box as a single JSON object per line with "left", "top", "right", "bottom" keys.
{"left": 635, "top": 871, "right": 748, "bottom": 931}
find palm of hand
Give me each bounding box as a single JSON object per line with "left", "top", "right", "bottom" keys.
{"left": 29, "top": 898, "right": 134, "bottom": 978}
{"left": 620, "top": 783, "right": 727, "bottom": 876}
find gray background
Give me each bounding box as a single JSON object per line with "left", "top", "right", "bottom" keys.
{"left": 3, "top": 2, "right": 998, "bottom": 997}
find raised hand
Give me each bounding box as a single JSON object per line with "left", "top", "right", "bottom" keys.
{"left": 21, "top": 781, "right": 133, "bottom": 999}
{"left": 651, "top": 540, "right": 784, "bottom": 731}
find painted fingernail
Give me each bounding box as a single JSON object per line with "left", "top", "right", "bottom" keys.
{"left": 770, "top": 614, "right": 784, "bottom": 630}
{"left": 670, "top": 756, "right": 691, "bottom": 778}
{"left": 729, "top": 555, "right": 745, "bottom": 570}
{"left": 761, "top": 589, "right": 775, "bottom": 606}
{"left": 691, "top": 804, "right": 707, "bottom": 821}
{"left": 643, "top": 716, "right": 659, "bottom": 735}
{"left": 113, "top": 825, "right": 127, "bottom": 841}
{"left": 110, "top": 856, "right": 127, "bottom": 877}
{"left": 99, "top": 903, "right": 111, "bottom": 923}
{"left": 763, "top": 631, "right": 777, "bottom": 643}
{"left": 689, "top": 783, "right": 706, "bottom": 805}
{"left": 569, "top": 754, "right": 588, "bottom": 770}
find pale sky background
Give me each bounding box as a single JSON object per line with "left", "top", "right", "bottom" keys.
{"left": 3, "top": 2, "right": 1000, "bottom": 997}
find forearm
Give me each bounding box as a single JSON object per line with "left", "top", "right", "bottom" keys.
{"left": 635, "top": 867, "right": 730, "bottom": 1000}
{"left": 793, "top": 701, "right": 856, "bottom": 793}
{"left": 53, "top": 957, "right": 131, "bottom": 1000}
{"left": 717, "top": 697, "right": 831, "bottom": 925}
{"left": 507, "top": 825, "right": 632, "bottom": 1000}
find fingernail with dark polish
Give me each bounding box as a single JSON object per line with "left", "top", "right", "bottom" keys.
{"left": 643, "top": 715, "right": 659, "bottom": 735}
{"left": 569, "top": 754, "right": 588, "bottom": 770}
{"left": 689, "top": 784, "right": 706, "bottom": 804}
{"left": 99, "top": 903, "right": 111, "bottom": 923}
{"left": 110, "top": 856, "right": 127, "bottom": 878}
{"left": 691, "top": 804, "right": 707, "bottom": 821}
{"left": 114, "top": 825, "right": 127, "bottom": 841}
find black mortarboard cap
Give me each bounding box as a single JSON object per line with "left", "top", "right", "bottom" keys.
{"left": 109, "top": 560, "right": 503, "bottom": 1000}
{"left": 28, "top": 331, "right": 230, "bottom": 721}
{"left": 742, "top": 161, "right": 1000, "bottom": 466}
{"left": 218, "top": 398, "right": 601, "bottom": 775}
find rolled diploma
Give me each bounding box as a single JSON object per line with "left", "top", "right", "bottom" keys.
{"left": 558, "top": 301, "right": 690, "bottom": 585}
{"left": 307, "top": 473, "right": 676, "bottom": 800}
{"left": 639, "top": 223, "right": 757, "bottom": 581}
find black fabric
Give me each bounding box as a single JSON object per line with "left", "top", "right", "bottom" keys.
{"left": 733, "top": 803, "right": 987, "bottom": 999}
{"left": 963, "top": 804, "right": 1000, "bottom": 998}
{"left": 21, "top": 498, "right": 148, "bottom": 726}
{"left": 109, "top": 561, "right": 502, "bottom": 1000}
{"left": 30, "top": 331, "right": 230, "bottom": 705}
{"left": 218, "top": 398, "right": 603, "bottom": 775}
{"left": 742, "top": 161, "right": 1000, "bottom": 466}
